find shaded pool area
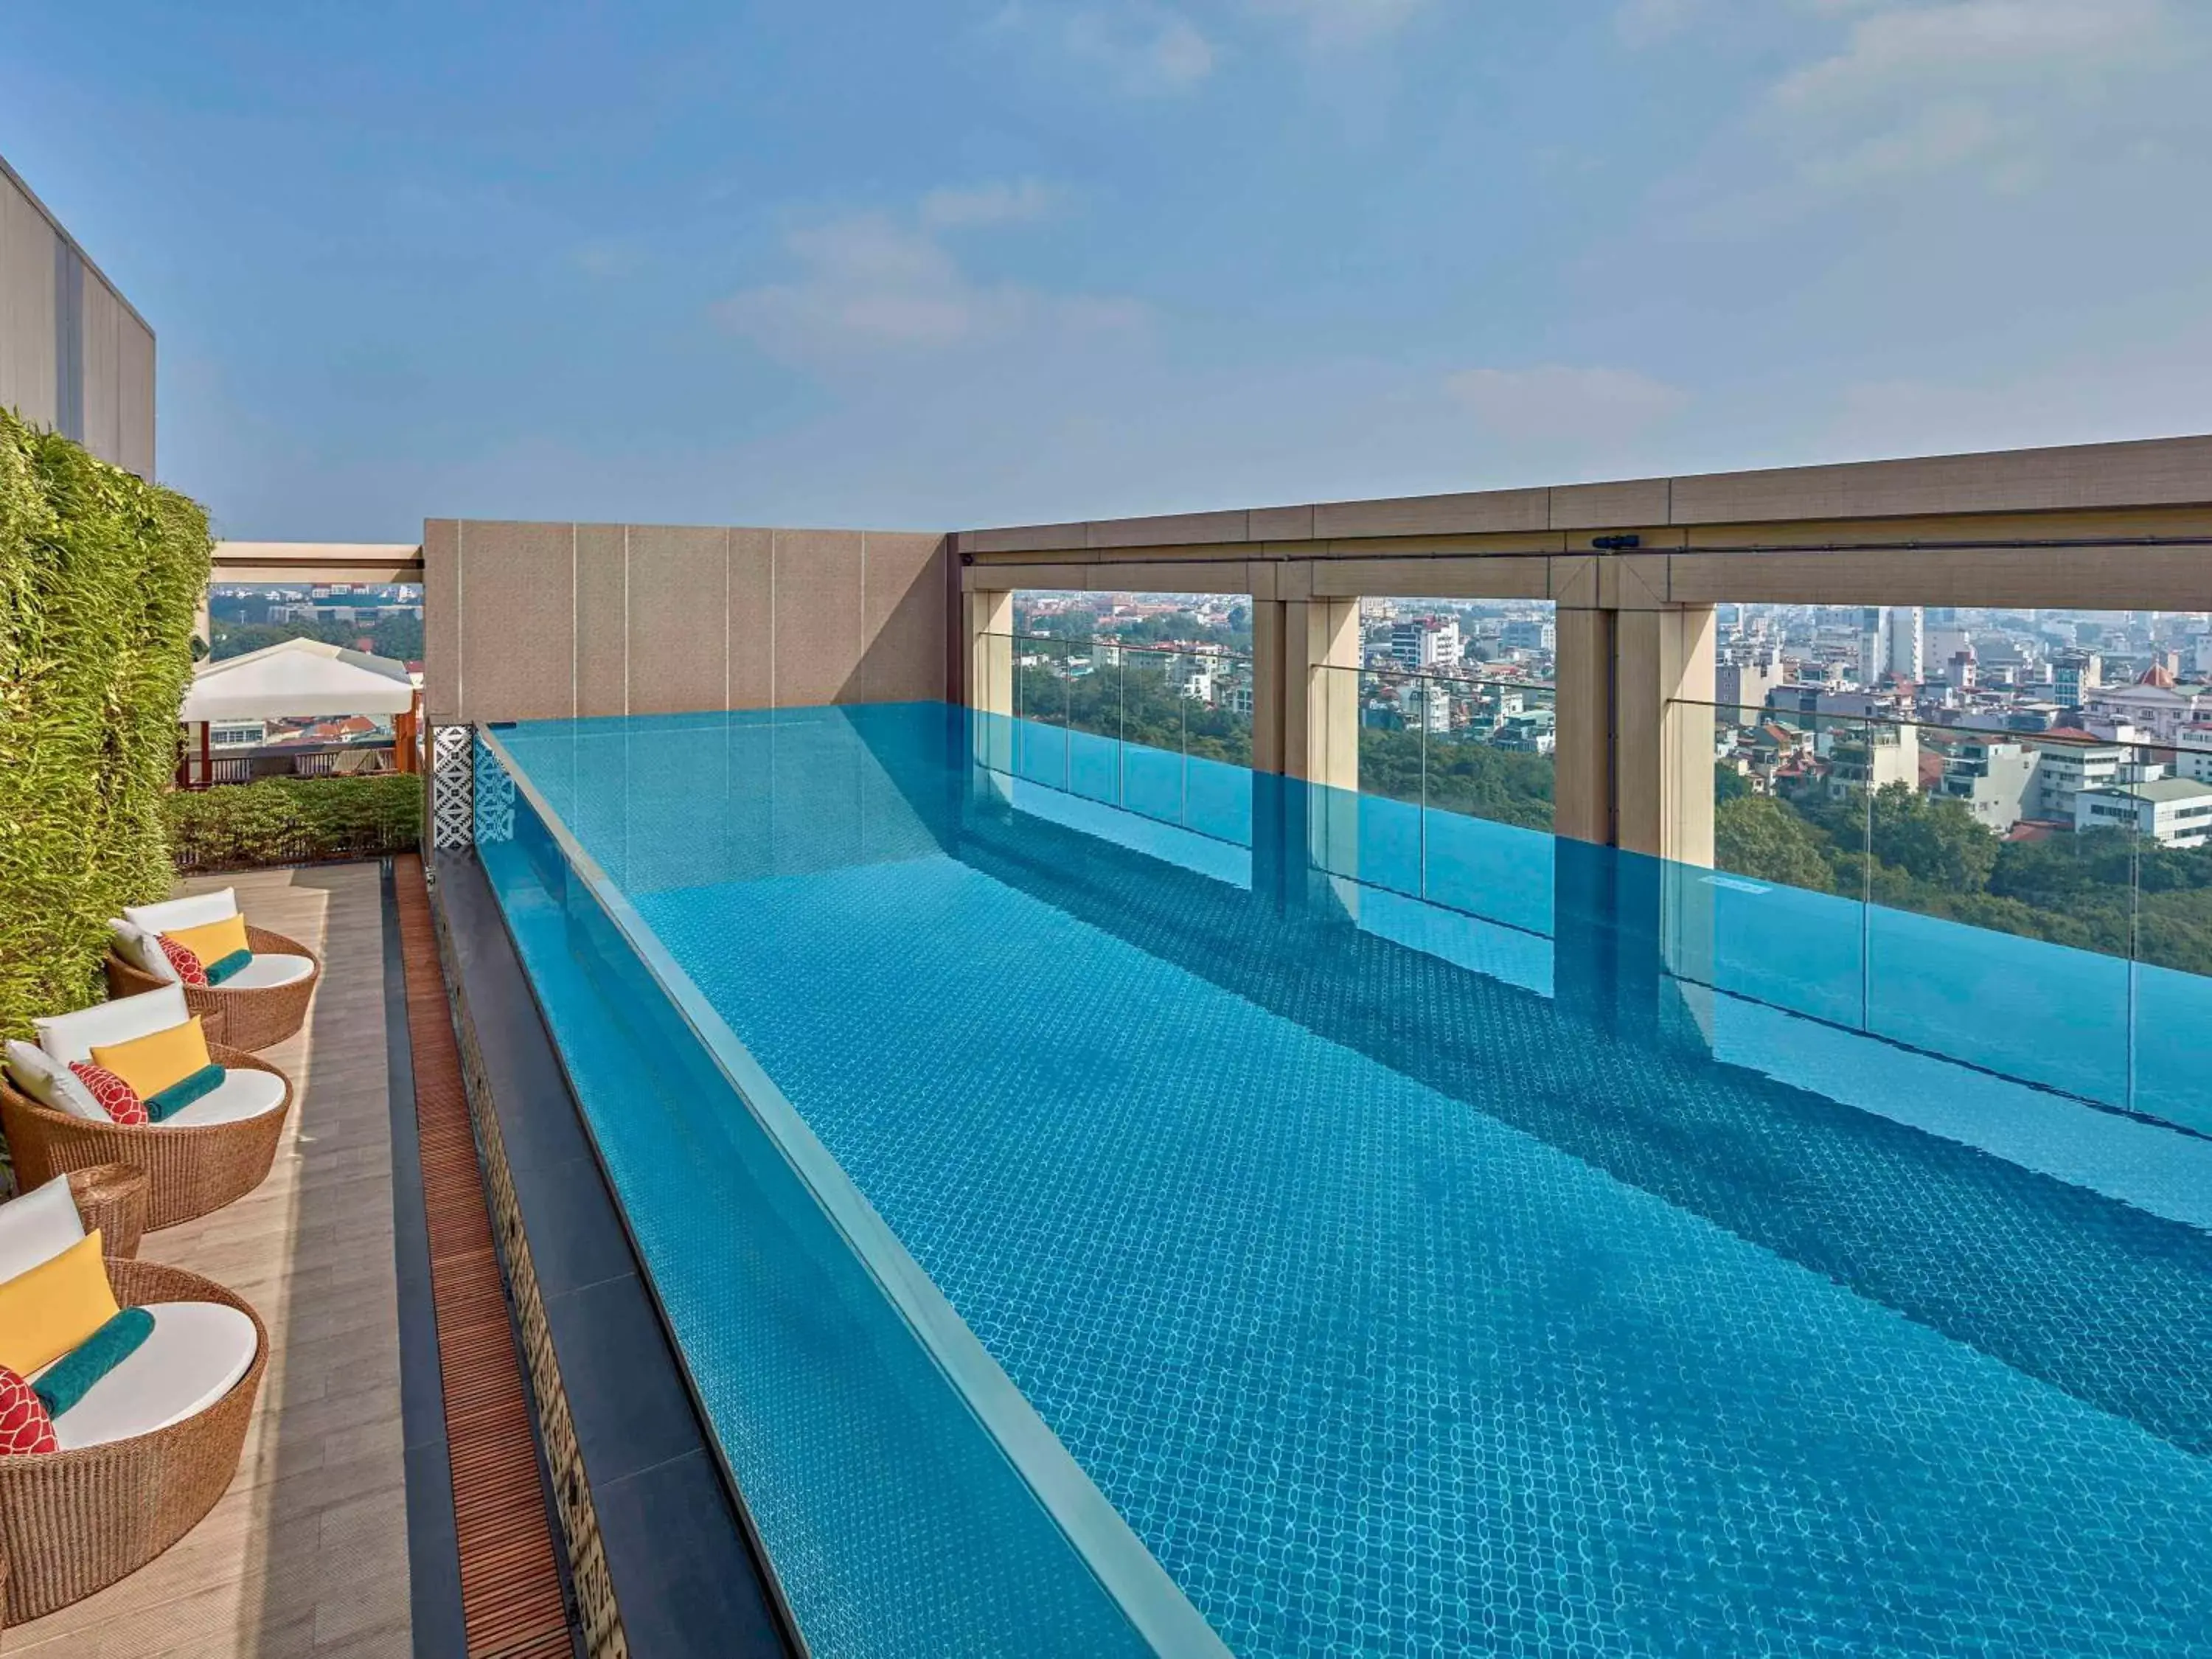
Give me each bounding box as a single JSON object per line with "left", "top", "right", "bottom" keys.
{"left": 478, "top": 702, "right": 2212, "bottom": 1658}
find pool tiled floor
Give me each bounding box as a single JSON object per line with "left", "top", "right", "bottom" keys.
{"left": 491, "top": 704, "right": 2212, "bottom": 1659}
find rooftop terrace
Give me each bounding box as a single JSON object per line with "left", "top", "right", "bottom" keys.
{"left": 1, "top": 866, "right": 410, "bottom": 1658}
{"left": 7, "top": 431, "right": 2212, "bottom": 1658}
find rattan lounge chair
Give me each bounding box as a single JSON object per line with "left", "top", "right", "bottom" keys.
{"left": 103, "top": 922, "right": 321, "bottom": 1051}
{"left": 0, "top": 1256, "right": 267, "bottom": 1626}
{"left": 0, "top": 1048, "right": 291, "bottom": 1231}
{"left": 63, "top": 1166, "right": 148, "bottom": 1262}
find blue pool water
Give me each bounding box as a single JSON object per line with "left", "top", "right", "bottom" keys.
{"left": 479, "top": 703, "right": 2212, "bottom": 1658}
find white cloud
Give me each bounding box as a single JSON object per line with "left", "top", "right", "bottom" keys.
{"left": 1820, "top": 321, "right": 2212, "bottom": 459}
{"left": 1798, "top": 97, "right": 2008, "bottom": 185}
{"left": 712, "top": 193, "right": 1142, "bottom": 369}
{"left": 1753, "top": 0, "right": 2188, "bottom": 190}
{"left": 1245, "top": 0, "right": 1431, "bottom": 49}
{"left": 1627, "top": 1, "right": 2198, "bottom": 201}
{"left": 1613, "top": 0, "right": 1708, "bottom": 47}
{"left": 919, "top": 179, "right": 1057, "bottom": 229}
{"left": 1773, "top": 0, "right": 2169, "bottom": 111}
{"left": 989, "top": 0, "right": 1437, "bottom": 96}
{"left": 1140, "top": 14, "right": 1218, "bottom": 83}
{"left": 995, "top": 4, "right": 1217, "bottom": 94}
{"left": 567, "top": 240, "right": 641, "bottom": 280}
{"left": 1444, "top": 366, "right": 1688, "bottom": 442}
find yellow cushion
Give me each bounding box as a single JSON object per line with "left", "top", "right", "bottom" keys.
{"left": 90, "top": 1015, "right": 212, "bottom": 1100}
{"left": 164, "top": 914, "right": 250, "bottom": 972}
{"left": 0, "top": 1230, "right": 118, "bottom": 1376}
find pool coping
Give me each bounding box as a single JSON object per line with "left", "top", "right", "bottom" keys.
{"left": 476, "top": 723, "right": 1234, "bottom": 1659}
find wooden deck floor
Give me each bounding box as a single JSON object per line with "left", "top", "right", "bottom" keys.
{"left": 4, "top": 863, "right": 411, "bottom": 1658}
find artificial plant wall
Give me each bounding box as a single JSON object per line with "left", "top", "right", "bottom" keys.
{"left": 0, "top": 409, "right": 212, "bottom": 1037}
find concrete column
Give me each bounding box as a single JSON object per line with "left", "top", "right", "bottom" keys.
{"left": 1615, "top": 604, "right": 1717, "bottom": 866}
{"left": 1551, "top": 570, "right": 1715, "bottom": 866}
{"left": 1552, "top": 565, "right": 1718, "bottom": 1048}
{"left": 1281, "top": 598, "right": 1360, "bottom": 790}
{"left": 964, "top": 588, "right": 1014, "bottom": 776}
{"left": 963, "top": 588, "right": 1013, "bottom": 714}
{"left": 1552, "top": 607, "right": 1615, "bottom": 846}
{"left": 1279, "top": 597, "right": 1361, "bottom": 892}
{"left": 1250, "top": 601, "right": 1287, "bottom": 775}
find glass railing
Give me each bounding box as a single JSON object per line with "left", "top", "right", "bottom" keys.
{"left": 1683, "top": 700, "right": 2212, "bottom": 1132}
{"left": 1331, "top": 661, "right": 1555, "bottom": 831}
{"left": 469, "top": 723, "right": 1220, "bottom": 1659}
{"left": 991, "top": 631, "right": 1256, "bottom": 846}
{"left": 1304, "top": 661, "right": 1558, "bottom": 939}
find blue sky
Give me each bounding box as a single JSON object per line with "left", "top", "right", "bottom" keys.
{"left": 4, "top": 1, "right": 2209, "bottom": 540}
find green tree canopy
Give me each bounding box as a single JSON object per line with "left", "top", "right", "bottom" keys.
{"left": 1717, "top": 796, "right": 1837, "bottom": 892}
{"left": 1868, "top": 782, "right": 1998, "bottom": 891}
{"left": 210, "top": 611, "right": 422, "bottom": 663}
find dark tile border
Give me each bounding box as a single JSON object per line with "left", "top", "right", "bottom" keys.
{"left": 428, "top": 849, "right": 799, "bottom": 1659}
{"left": 380, "top": 859, "right": 468, "bottom": 1659}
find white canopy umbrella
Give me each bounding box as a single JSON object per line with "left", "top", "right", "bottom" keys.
{"left": 181, "top": 636, "right": 414, "bottom": 721}
{"left": 178, "top": 637, "right": 421, "bottom": 785}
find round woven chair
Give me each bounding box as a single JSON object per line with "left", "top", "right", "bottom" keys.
{"left": 0, "top": 1256, "right": 266, "bottom": 1626}
{"left": 102, "top": 925, "right": 321, "bottom": 1052}
{"left": 63, "top": 1165, "right": 149, "bottom": 1262}
{"left": 0, "top": 1049, "right": 292, "bottom": 1231}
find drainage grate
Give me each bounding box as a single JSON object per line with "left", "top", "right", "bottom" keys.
{"left": 394, "top": 854, "right": 574, "bottom": 1659}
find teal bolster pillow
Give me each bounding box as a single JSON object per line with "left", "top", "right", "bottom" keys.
{"left": 32, "top": 1307, "right": 156, "bottom": 1419}
{"left": 204, "top": 948, "right": 253, "bottom": 986}
{"left": 147, "top": 1063, "right": 226, "bottom": 1122}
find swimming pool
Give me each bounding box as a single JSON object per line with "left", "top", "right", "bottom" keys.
{"left": 474, "top": 701, "right": 2212, "bottom": 1658}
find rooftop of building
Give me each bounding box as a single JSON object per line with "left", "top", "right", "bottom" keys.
{"left": 2082, "top": 777, "right": 2212, "bottom": 803}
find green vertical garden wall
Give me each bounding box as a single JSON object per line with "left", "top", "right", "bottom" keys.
{"left": 0, "top": 409, "right": 212, "bottom": 1037}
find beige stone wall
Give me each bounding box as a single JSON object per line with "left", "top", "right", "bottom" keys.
{"left": 422, "top": 519, "right": 951, "bottom": 724}
{"left": 0, "top": 156, "right": 156, "bottom": 476}
{"left": 956, "top": 434, "right": 2212, "bottom": 557}
{"left": 0, "top": 169, "right": 59, "bottom": 432}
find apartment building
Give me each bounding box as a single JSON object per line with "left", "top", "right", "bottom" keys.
{"left": 1826, "top": 723, "right": 1921, "bottom": 798}
{"left": 2084, "top": 671, "right": 2212, "bottom": 745}
{"left": 1717, "top": 647, "right": 1785, "bottom": 715}
{"left": 2023, "top": 731, "right": 2128, "bottom": 819}
{"left": 1391, "top": 616, "right": 1461, "bottom": 672}
{"left": 2075, "top": 778, "right": 2212, "bottom": 847}
{"left": 1941, "top": 740, "right": 2041, "bottom": 833}
{"left": 1500, "top": 618, "right": 1555, "bottom": 653}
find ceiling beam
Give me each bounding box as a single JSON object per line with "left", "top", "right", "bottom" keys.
{"left": 210, "top": 541, "right": 425, "bottom": 585}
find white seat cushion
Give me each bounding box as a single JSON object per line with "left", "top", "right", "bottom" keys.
{"left": 0, "top": 1175, "right": 86, "bottom": 1281}
{"left": 161, "top": 1067, "right": 286, "bottom": 1127}
{"left": 4, "top": 1040, "right": 107, "bottom": 1121}
{"left": 218, "top": 953, "right": 313, "bottom": 991}
{"left": 42, "top": 1301, "right": 257, "bottom": 1451}
{"left": 122, "top": 888, "right": 239, "bottom": 935}
{"left": 35, "top": 984, "right": 192, "bottom": 1067}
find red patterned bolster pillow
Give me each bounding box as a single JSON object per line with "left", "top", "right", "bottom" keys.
{"left": 159, "top": 935, "right": 209, "bottom": 987}
{"left": 0, "top": 1364, "right": 59, "bottom": 1455}
{"left": 68, "top": 1062, "right": 148, "bottom": 1127}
